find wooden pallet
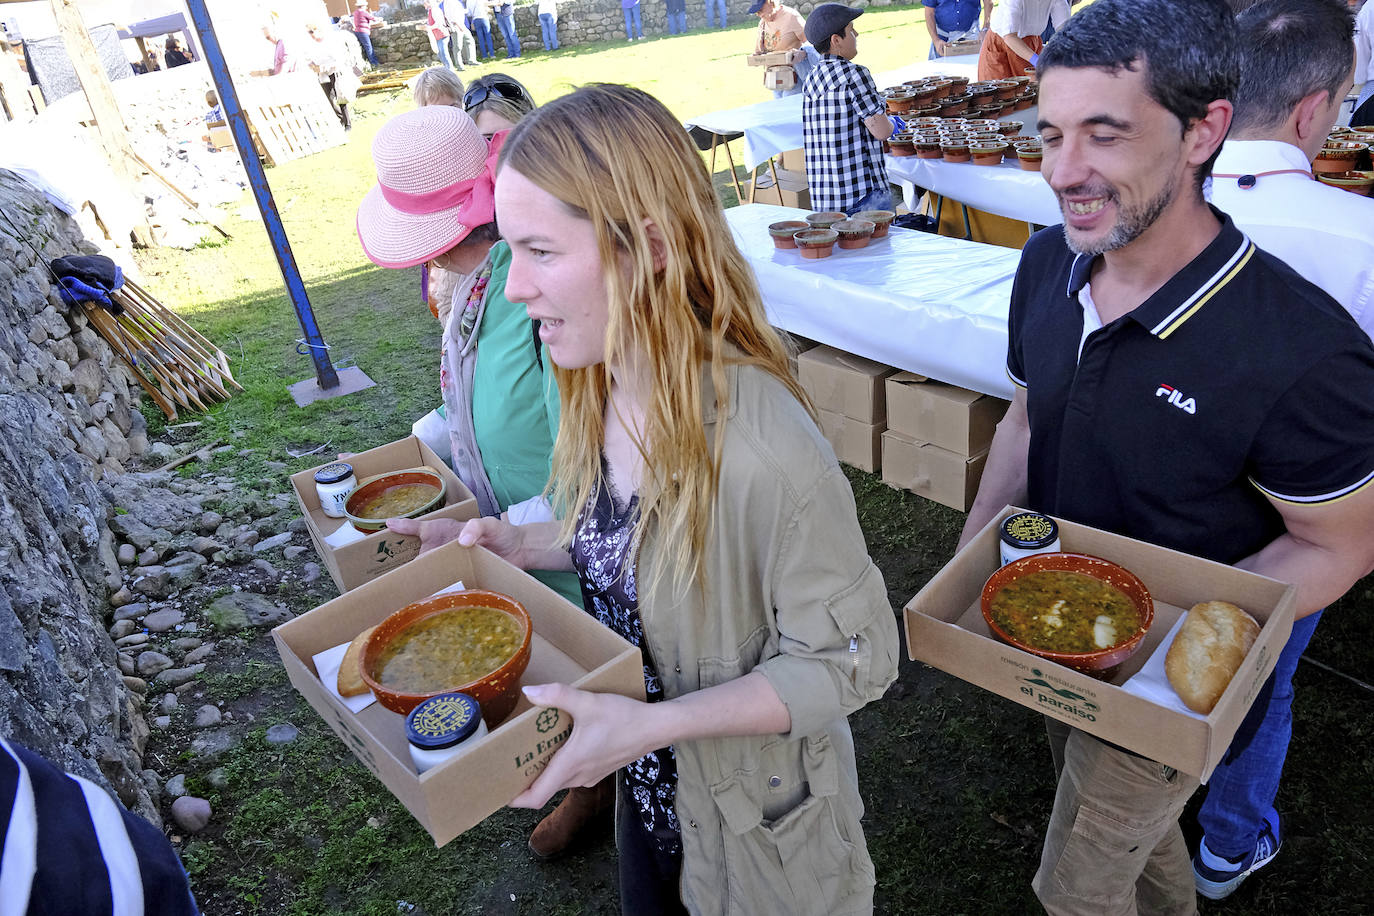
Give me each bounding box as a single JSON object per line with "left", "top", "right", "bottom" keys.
{"left": 238, "top": 73, "right": 346, "bottom": 167}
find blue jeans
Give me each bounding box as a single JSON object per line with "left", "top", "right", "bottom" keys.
{"left": 1196, "top": 609, "right": 1324, "bottom": 859}
{"left": 704, "top": 0, "right": 727, "bottom": 27}
{"left": 434, "top": 36, "right": 455, "bottom": 70}
{"left": 539, "top": 12, "right": 559, "bottom": 49}
{"left": 354, "top": 31, "right": 379, "bottom": 67}
{"left": 471, "top": 18, "right": 494, "bottom": 58}
{"left": 623, "top": 4, "right": 643, "bottom": 39}
{"left": 496, "top": 11, "right": 521, "bottom": 56}
{"left": 847, "top": 185, "right": 893, "bottom": 216}
{"left": 666, "top": 9, "right": 687, "bottom": 33}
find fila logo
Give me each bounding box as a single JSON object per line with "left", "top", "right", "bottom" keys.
{"left": 1155, "top": 384, "right": 1197, "bottom": 414}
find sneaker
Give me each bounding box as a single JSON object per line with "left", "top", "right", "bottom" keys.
{"left": 1193, "top": 809, "right": 1282, "bottom": 900}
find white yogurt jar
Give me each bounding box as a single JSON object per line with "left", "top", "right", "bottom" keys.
{"left": 313, "top": 462, "right": 356, "bottom": 518}
{"left": 406, "top": 692, "right": 488, "bottom": 774}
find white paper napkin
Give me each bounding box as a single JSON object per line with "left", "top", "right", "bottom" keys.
{"left": 311, "top": 580, "right": 469, "bottom": 713}
{"left": 1120, "top": 614, "right": 1208, "bottom": 721}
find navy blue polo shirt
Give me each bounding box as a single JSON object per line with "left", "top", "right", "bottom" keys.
{"left": 1008, "top": 212, "right": 1374, "bottom": 565}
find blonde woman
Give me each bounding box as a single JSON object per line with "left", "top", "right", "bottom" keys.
{"left": 405, "top": 84, "right": 898, "bottom": 915}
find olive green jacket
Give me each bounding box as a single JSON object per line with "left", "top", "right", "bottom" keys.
{"left": 637, "top": 360, "right": 900, "bottom": 916}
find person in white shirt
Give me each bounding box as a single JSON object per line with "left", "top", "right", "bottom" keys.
{"left": 1209, "top": 0, "right": 1373, "bottom": 341}
{"left": 1196, "top": 0, "right": 1373, "bottom": 903}
{"left": 1353, "top": 0, "right": 1374, "bottom": 123}
{"left": 977, "top": 0, "right": 1068, "bottom": 81}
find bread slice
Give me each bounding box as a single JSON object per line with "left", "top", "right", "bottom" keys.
{"left": 1164, "top": 601, "right": 1260, "bottom": 714}
{"left": 337, "top": 625, "right": 378, "bottom": 698}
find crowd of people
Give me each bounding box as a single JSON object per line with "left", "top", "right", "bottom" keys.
{"left": 347, "top": 1, "right": 1372, "bottom": 914}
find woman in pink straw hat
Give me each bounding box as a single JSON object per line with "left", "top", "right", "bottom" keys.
{"left": 357, "top": 105, "right": 577, "bottom": 604}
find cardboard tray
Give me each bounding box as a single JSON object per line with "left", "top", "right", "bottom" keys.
{"left": 747, "top": 51, "right": 793, "bottom": 67}
{"left": 289, "top": 436, "right": 479, "bottom": 593}
{"left": 903, "top": 507, "right": 1296, "bottom": 780}
{"left": 274, "top": 540, "right": 645, "bottom": 846}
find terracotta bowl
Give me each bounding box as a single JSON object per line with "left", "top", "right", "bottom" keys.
{"left": 793, "top": 228, "right": 838, "bottom": 259}
{"left": 968, "top": 82, "right": 997, "bottom": 101}
{"left": 361, "top": 589, "right": 533, "bottom": 725}
{"left": 833, "top": 218, "right": 876, "bottom": 249}
{"left": 1014, "top": 93, "right": 1034, "bottom": 112}
{"left": 343, "top": 468, "right": 446, "bottom": 532}
{"left": 854, "top": 209, "right": 895, "bottom": 237}
{"left": 970, "top": 140, "right": 1009, "bottom": 166}
{"left": 885, "top": 92, "right": 917, "bottom": 114}
{"left": 1314, "top": 141, "right": 1367, "bottom": 174}
{"left": 993, "top": 79, "right": 1019, "bottom": 101}
{"left": 981, "top": 553, "right": 1154, "bottom": 679}
{"left": 888, "top": 132, "right": 917, "bottom": 156}
{"left": 1014, "top": 143, "right": 1043, "bottom": 171}
{"left": 915, "top": 136, "right": 944, "bottom": 158}
{"left": 1316, "top": 170, "right": 1374, "bottom": 196}
{"left": 927, "top": 78, "right": 953, "bottom": 100}
{"left": 805, "top": 210, "right": 847, "bottom": 229}
{"left": 941, "top": 140, "right": 971, "bottom": 163}
{"left": 997, "top": 120, "right": 1024, "bottom": 137}
{"left": 945, "top": 75, "right": 970, "bottom": 92}
{"left": 768, "top": 219, "right": 811, "bottom": 249}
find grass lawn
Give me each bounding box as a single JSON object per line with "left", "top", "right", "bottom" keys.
{"left": 132, "top": 9, "right": 1374, "bottom": 913}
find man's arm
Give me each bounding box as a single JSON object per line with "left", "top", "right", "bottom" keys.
{"left": 863, "top": 110, "right": 897, "bottom": 140}
{"left": 924, "top": 8, "right": 945, "bottom": 57}
{"left": 956, "top": 386, "right": 1030, "bottom": 549}
{"left": 981, "top": 0, "right": 993, "bottom": 30}
{"left": 1238, "top": 484, "right": 1374, "bottom": 619}
{"left": 1000, "top": 31, "right": 1038, "bottom": 64}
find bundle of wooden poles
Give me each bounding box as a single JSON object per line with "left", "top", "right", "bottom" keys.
{"left": 79, "top": 279, "right": 242, "bottom": 421}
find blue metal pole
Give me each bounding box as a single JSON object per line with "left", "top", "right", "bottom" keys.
{"left": 184, "top": 0, "right": 339, "bottom": 390}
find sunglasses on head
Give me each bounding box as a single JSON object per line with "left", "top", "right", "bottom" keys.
{"left": 463, "top": 80, "right": 529, "bottom": 111}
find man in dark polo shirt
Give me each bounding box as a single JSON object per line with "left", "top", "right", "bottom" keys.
{"left": 958, "top": 0, "right": 1374, "bottom": 913}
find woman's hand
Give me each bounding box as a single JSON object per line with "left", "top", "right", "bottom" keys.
{"left": 384, "top": 516, "right": 466, "bottom": 555}
{"left": 510, "top": 683, "right": 663, "bottom": 808}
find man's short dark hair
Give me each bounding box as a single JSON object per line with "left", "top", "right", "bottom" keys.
{"left": 1231, "top": 0, "right": 1354, "bottom": 134}
{"left": 1038, "top": 0, "right": 1239, "bottom": 192}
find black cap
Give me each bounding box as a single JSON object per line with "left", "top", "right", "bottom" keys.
{"left": 804, "top": 3, "right": 863, "bottom": 49}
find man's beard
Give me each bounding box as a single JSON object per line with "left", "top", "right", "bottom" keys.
{"left": 1059, "top": 176, "right": 1178, "bottom": 257}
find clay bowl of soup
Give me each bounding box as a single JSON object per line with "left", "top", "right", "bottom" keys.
{"left": 854, "top": 209, "right": 895, "bottom": 237}
{"left": 344, "top": 468, "right": 446, "bottom": 532}
{"left": 1314, "top": 141, "right": 1367, "bottom": 174}
{"left": 361, "top": 589, "right": 533, "bottom": 725}
{"left": 1316, "top": 170, "right": 1374, "bottom": 195}
{"left": 768, "top": 219, "right": 811, "bottom": 248}
{"left": 980, "top": 553, "right": 1154, "bottom": 679}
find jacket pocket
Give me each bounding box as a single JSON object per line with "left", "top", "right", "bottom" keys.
{"left": 713, "top": 733, "right": 875, "bottom": 915}
{"left": 824, "top": 563, "right": 886, "bottom": 693}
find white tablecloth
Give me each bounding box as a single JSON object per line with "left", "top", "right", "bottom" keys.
{"left": 885, "top": 152, "right": 1062, "bottom": 226}
{"left": 687, "top": 57, "right": 979, "bottom": 171}
{"left": 725, "top": 203, "right": 1018, "bottom": 399}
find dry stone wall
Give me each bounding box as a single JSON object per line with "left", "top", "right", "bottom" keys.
{"left": 0, "top": 168, "right": 158, "bottom": 820}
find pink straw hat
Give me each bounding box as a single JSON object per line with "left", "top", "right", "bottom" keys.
{"left": 356, "top": 106, "right": 500, "bottom": 269}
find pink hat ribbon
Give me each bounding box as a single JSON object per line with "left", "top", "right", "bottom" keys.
{"left": 379, "top": 130, "right": 508, "bottom": 226}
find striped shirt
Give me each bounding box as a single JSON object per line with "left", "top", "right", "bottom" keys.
{"left": 802, "top": 55, "right": 887, "bottom": 213}
{"left": 0, "top": 738, "right": 198, "bottom": 916}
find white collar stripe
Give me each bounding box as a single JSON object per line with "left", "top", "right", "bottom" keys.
{"left": 1149, "top": 235, "right": 1253, "bottom": 336}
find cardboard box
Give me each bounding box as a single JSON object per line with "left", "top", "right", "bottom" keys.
{"left": 273, "top": 540, "right": 645, "bottom": 846}
{"left": 817, "top": 408, "right": 883, "bottom": 473}
{"left": 764, "top": 66, "right": 796, "bottom": 92}
{"left": 747, "top": 50, "right": 793, "bottom": 67}
{"left": 778, "top": 147, "right": 806, "bottom": 172}
{"left": 207, "top": 124, "right": 234, "bottom": 149}
{"left": 903, "top": 508, "right": 1296, "bottom": 780}
{"left": 749, "top": 166, "right": 810, "bottom": 209}
{"left": 885, "top": 372, "right": 1008, "bottom": 456}
{"left": 798, "top": 345, "right": 897, "bottom": 423}
{"left": 290, "top": 436, "right": 479, "bottom": 593}
{"left": 881, "top": 430, "right": 987, "bottom": 511}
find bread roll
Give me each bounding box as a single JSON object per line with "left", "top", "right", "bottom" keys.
{"left": 1165, "top": 601, "right": 1260, "bottom": 714}
{"left": 337, "top": 625, "right": 378, "bottom": 697}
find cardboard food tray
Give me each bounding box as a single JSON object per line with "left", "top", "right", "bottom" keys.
{"left": 903, "top": 507, "right": 1296, "bottom": 780}
{"left": 290, "top": 436, "right": 479, "bottom": 593}
{"left": 274, "top": 540, "right": 645, "bottom": 846}
{"left": 747, "top": 51, "right": 793, "bottom": 67}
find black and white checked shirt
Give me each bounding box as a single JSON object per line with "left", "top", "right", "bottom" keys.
{"left": 802, "top": 55, "right": 887, "bottom": 212}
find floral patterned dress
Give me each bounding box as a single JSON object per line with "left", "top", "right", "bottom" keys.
{"left": 570, "top": 473, "right": 681, "bottom": 855}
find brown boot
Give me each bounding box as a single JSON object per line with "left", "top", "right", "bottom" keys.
{"left": 527, "top": 774, "right": 616, "bottom": 860}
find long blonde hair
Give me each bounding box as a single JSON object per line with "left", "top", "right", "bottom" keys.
{"left": 499, "top": 83, "right": 809, "bottom": 592}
